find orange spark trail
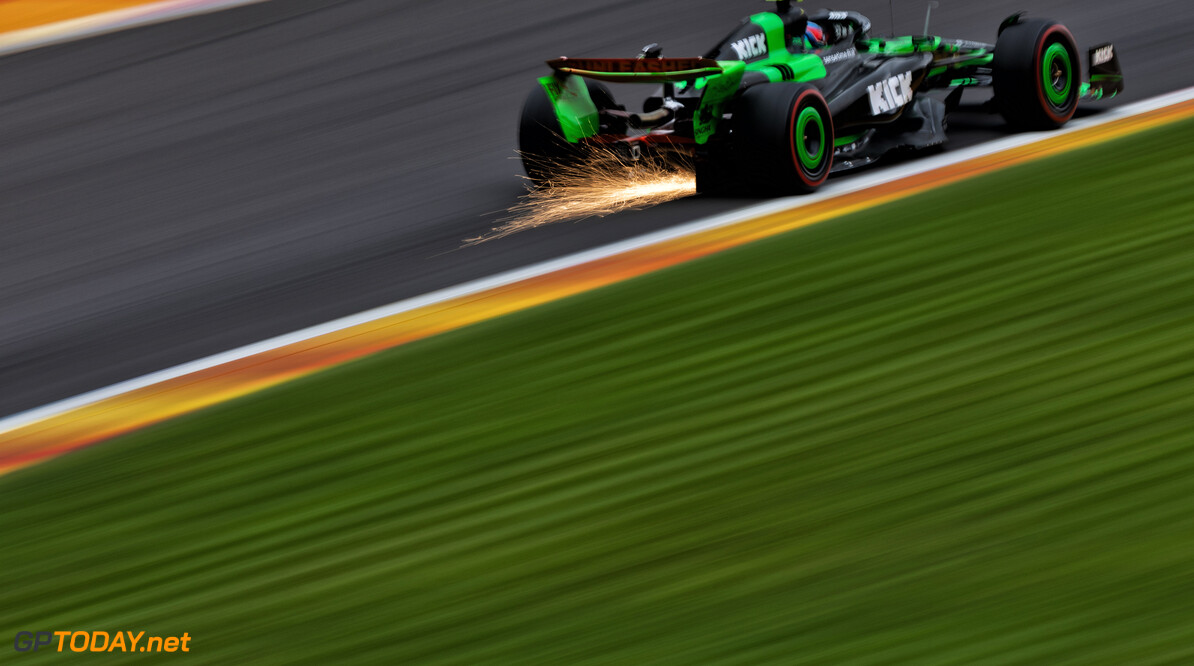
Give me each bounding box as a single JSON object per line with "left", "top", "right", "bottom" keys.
{"left": 468, "top": 147, "right": 697, "bottom": 245}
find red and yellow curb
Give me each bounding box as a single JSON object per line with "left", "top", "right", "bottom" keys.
{"left": 0, "top": 0, "right": 268, "bottom": 56}
{"left": 0, "top": 1, "right": 159, "bottom": 33}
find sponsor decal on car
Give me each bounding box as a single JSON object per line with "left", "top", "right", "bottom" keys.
{"left": 729, "top": 33, "right": 767, "bottom": 60}
{"left": 821, "top": 47, "right": 857, "bottom": 65}
{"left": 867, "top": 71, "right": 913, "bottom": 115}
{"left": 952, "top": 39, "right": 991, "bottom": 51}
{"left": 549, "top": 57, "right": 718, "bottom": 74}
{"left": 1092, "top": 45, "right": 1115, "bottom": 66}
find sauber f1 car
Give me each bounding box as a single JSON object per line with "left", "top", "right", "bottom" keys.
{"left": 519, "top": 0, "right": 1124, "bottom": 194}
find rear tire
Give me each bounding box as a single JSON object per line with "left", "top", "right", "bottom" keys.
{"left": 994, "top": 19, "right": 1080, "bottom": 130}
{"left": 518, "top": 80, "right": 613, "bottom": 186}
{"left": 727, "top": 83, "right": 834, "bottom": 195}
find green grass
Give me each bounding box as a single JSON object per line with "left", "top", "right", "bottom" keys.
{"left": 4, "top": 119, "right": 1194, "bottom": 664}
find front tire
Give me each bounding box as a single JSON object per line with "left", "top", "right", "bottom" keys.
{"left": 728, "top": 83, "right": 834, "bottom": 195}
{"left": 994, "top": 19, "right": 1080, "bottom": 130}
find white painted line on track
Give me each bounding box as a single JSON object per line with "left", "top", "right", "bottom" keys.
{"left": 0, "top": 0, "right": 272, "bottom": 58}
{"left": 3, "top": 86, "right": 1193, "bottom": 436}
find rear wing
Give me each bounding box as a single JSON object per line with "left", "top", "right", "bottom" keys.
{"left": 547, "top": 57, "right": 723, "bottom": 83}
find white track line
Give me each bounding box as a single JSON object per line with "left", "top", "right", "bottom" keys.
{"left": 3, "top": 86, "right": 1192, "bottom": 435}
{"left": 0, "top": 0, "right": 272, "bottom": 58}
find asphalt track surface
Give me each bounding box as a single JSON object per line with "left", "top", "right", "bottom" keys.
{"left": 0, "top": 0, "right": 1190, "bottom": 418}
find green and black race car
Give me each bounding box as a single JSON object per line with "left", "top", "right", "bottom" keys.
{"left": 519, "top": 0, "right": 1124, "bottom": 194}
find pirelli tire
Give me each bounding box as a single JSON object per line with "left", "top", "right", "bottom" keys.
{"left": 518, "top": 80, "right": 614, "bottom": 187}
{"left": 728, "top": 82, "right": 834, "bottom": 194}
{"left": 994, "top": 18, "right": 1080, "bottom": 130}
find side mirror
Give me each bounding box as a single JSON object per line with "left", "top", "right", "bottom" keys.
{"left": 999, "top": 12, "right": 1026, "bottom": 36}
{"left": 639, "top": 43, "right": 663, "bottom": 59}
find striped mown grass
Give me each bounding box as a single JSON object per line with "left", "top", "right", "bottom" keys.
{"left": 3, "top": 119, "right": 1194, "bottom": 664}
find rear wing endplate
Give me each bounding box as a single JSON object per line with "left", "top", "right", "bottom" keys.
{"left": 547, "top": 57, "right": 723, "bottom": 83}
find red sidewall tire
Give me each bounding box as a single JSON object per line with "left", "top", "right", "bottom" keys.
{"left": 1034, "top": 25, "right": 1080, "bottom": 126}
{"left": 994, "top": 19, "right": 1081, "bottom": 130}
{"left": 729, "top": 82, "right": 835, "bottom": 195}
{"left": 788, "top": 88, "right": 834, "bottom": 189}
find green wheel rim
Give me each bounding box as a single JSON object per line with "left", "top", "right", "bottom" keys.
{"left": 795, "top": 106, "right": 826, "bottom": 171}
{"left": 1042, "top": 42, "right": 1073, "bottom": 107}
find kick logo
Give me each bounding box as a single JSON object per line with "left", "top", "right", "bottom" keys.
{"left": 1092, "top": 45, "right": 1114, "bottom": 66}
{"left": 867, "top": 71, "right": 913, "bottom": 115}
{"left": 729, "top": 33, "right": 767, "bottom": 60}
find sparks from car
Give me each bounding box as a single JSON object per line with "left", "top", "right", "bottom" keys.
{"left": 467, "top": 146, "right": 695, "bottom": 245}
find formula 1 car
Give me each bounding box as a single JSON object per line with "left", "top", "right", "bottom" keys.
{"left": 519, "top": 0, "right": 1124, "bottom": 194}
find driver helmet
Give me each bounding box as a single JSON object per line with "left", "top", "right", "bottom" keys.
{"left": 806, "top": 21, "right": 827, "bottom": 49}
